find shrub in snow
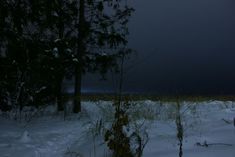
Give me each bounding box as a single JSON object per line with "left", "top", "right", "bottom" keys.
{"left": 104, "top": 102, "right": 133, "bottom": 157}
{"left": 104, "top": 101, "right": 148, "bottom": 157}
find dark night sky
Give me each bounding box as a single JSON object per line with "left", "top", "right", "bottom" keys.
{"left": 81, "top": 0, "right": 235, "bottom": 95}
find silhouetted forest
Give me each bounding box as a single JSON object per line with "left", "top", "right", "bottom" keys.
{"left": 0, "top": 0, "right": 134, "bottom": 113}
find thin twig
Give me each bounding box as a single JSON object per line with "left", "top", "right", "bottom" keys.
{"left": 196, "top": 142, "right": 233, "bottom": 147}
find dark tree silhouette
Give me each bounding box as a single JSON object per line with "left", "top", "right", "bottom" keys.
{"left": 0, "top": 0, "right": 134, "bottom": 113}
{"left": 72, "top": 0, "right": 134, "bottom": 112}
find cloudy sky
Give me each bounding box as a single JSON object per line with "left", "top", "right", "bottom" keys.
{"left": 82, "top": 0, "right": 235, "bottom": 95}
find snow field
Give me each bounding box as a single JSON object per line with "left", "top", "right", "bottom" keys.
{"left": 0, "top": 100, "right": 234, "bottom": 157}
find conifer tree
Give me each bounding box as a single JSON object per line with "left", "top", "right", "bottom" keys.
{"left": 0, "top": 0, "right": 134, "bottom": 113}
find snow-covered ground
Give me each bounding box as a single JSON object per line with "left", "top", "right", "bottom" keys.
{"left": 0, "top": 100, "right": 235, "bottom": 157}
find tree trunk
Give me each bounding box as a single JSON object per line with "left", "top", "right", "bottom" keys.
{"left": 73, "top": 66, "right": 82, "bottom": 113}
{"left": 73, "top": 0, "right": 85, "bottom": 113}
{"left": 57, "top": 2, "right": 65, "bottom": 112}
{"left": 56, "top": 75, "right": 64, "bottom": 111}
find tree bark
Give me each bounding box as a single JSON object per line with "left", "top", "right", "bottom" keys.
{"left": 56, "top": 75, "right": 64, "bottom": 111}
{"left": 73, "top": 66, "right": 82, "bottom": 113}
{"left": 56, "top": 1, "right": 65, "bottom": 112}
{"left": 73, "top": 0, "right": 86, "bottom": 113}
